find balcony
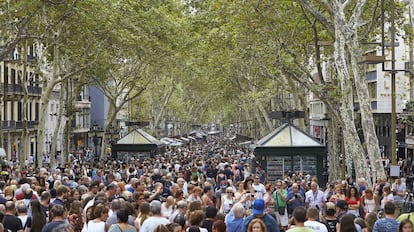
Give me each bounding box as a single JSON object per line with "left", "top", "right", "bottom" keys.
{"left": 1, "top": 120, "right": 39, "bottom": 130}
{"left": 0, "top": 84, "right": 42, "bottom": 97}
{"left": 73, "top": 99, "right": 91, "bottom": 110}
{"left": 71, "top": 124, "right": 91, "bottom": 134}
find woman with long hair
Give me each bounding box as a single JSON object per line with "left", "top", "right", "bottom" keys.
{"left": 263, "top": 184, "right": 274, "bottom": 214}
{"left": 345, "top": 186, "right": 361, "bottom": 217}
{"left": 86, "top": 203, "right": 109, "bottom": 232}
{"left": 186, "top": 201, "right": 202, "bottom": 221}
{"left": 361, "top": 189, "right": 379, "bottom": 217}
{"left": 380, "top": 186, "right": 394, "bottom": 210}
{"left": 338, "top": 214, "right": 357, "bottom": 232}
{"left": 68, "top": 201, "right": 84, "bottom": 232}
{"left": 399, "top": 219, "right": 413, "bottom": 232}
{"left": 363, "top": 212, "right": 378, "bottom": 232}
{"left": 29, "top": 200, "right": 47, "bottom": 232}
{"left": 188, "top": 210, "right": 206, "bottom": 232}
{"left": 234, "top": 181, "right": 245, "bottom": 203}
{"left": 134, "top": 202, "right": 151, "bottom": 231}
{"left": 3, "top": 186, "right": 15, "bottom": 202}
{"left": 330, "top": 184, "right": 346, "bottom": 203}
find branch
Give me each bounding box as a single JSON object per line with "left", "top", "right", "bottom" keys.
{"left": 296, "top": 0, "right": 335, "bottom": 33}
{"left": 361, "top": 0, "right": 381, "bottom": 40}
{"left": 349, "top": 0, "right": 368, "bottom": 29}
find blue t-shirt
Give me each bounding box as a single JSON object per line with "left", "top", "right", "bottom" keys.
{"left": 225, "top": 210, "right": 246, "bottom": 232}
{"left": 373, "top": 218, "right": 399, "bottom": 232}
{"left": 41, "top": 220, "right": 67, "bottom": 232}
{"left": 243, "top": 214, "right": 280, "bottom": 232}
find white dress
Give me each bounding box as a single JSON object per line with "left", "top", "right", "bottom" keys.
{"left": 86, "top": 220, "right": 105, "bottom": 232}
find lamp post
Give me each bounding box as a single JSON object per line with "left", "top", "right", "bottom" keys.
{"left": 106, "top": 124, "right": 120, "bottom": 159}
{"left": 91, "top": 122, "right": 99, "bottom": 160}
{"left": 107, "top": 125, "right": 119, "bottom": 145}
{"left": 390, "top": 0, "right": 397, "bottom": 165}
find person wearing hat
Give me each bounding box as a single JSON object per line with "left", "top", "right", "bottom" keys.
{"left": 243, "top": 198, "right": 280, "bottom": 232}
{"left": 335, "top": 200, "right": 352, "bottom": 220}
{"left": 321, "top": 202, "right": 338, "bottom": 232}
{"left": 335, "top": 200, "right": 362, "bottom": 232}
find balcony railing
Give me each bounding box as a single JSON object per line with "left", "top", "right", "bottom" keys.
{"left": 71, "top": 124, "right": 91, "bottom": 133}
{"left": 73, "top": 100, "right": 91, "bottom": 109}
{"left": 0, "top": 84, "right": 42, "bottom": 96}
{"left": 1, "top": 120, "right": 39, "bottom": 130}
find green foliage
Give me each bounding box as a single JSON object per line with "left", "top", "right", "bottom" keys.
{"left": 2, "top": 0, "right": 410, "bottom": 133}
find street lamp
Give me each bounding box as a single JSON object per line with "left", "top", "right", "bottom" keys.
{"left": 107, "top": 125, "right": 120, "bottom": 145}
{"left": 91, "top": 122, "right": 99, "bottom": 160}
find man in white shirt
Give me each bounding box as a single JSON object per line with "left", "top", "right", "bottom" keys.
{"left": 252, "top": 175, "right": 266, "bottom": 199}
{"left": 305, "top": 181, "right": 326, "bottom": 211}
{"left": 304, "top": 207, "right": 328, "bottom": 232}
{"left": 140, "top": 200, "right": 170, "bottom": 232}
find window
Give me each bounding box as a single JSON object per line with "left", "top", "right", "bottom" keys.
{"left": 17, "top": 102, "right": 22, "bottom": 121}
{"left": 35, "top": 102, "right": 39, "bottom": 121}
{"left": 368, "top": 82, "right": 377, "bottom": 99}
{"left": 11, "top": 68, "right": 15, "bottom": 84}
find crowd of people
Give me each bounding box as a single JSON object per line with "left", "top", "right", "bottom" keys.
{"left": 0, "top": 136, "right": 413, "bottom": 232}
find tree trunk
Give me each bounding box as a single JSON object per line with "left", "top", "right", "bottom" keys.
{"left": 327, "top": 115, "right": 342, "bottom": 182}
{"left": 61, "top": 78, "right": 71, "bottom": 165}
{"left": 50, "top": 88, "right": 65, "bottom": 168}
{"left": 153, "top": 85, "right": 175, "bottom": 132}
{"left": 348, "top": 38, "right": 386, "bottom": 182}
{"left": 258, "top": 102, "right": 273, "bottom": 131}
{"left": 252, "top": 103, "right": 264, "bottom": 140}
{"left": 333, "top": 11, "right": 372, "bottom": 186}
{"left": 0, "top": 96, "right": 3, "bottom": 149}
{"left": 20, "top": 42, "right": 30, "bottom": 170}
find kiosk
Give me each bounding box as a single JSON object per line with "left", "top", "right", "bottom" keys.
{"left": 254, "top": 123, "right": 327, "bottom": 185}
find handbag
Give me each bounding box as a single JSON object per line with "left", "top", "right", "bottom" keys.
{"left": 275, "top": 192, "right": 286, "bottom": 215}
{"left": 278, "top": 206, "right": 286, "bottom": 215}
